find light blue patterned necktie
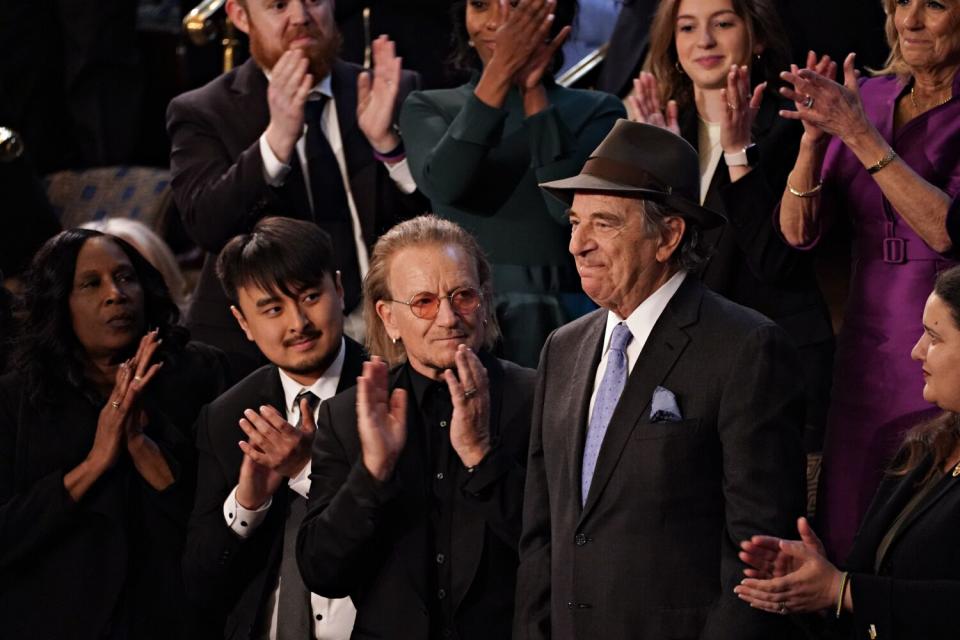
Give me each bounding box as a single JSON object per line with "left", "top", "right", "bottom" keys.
{"left": 581, "top": 322, "right": 633, "bottom": 506}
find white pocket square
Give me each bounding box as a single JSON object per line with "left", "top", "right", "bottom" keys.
{"left": 650, "top": 386, "right": 682, "bottom": 422}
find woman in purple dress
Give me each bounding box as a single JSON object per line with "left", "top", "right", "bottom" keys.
{"left": 777, "top": 0, "right": 960, "bottom": 562}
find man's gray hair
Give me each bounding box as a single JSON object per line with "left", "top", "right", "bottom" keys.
{"left": 640, "top": 200, "right": 712, "bottom": 272}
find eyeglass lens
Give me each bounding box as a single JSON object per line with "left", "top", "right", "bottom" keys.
{"left": 409, "top": 288, "right": 480, "bottom": 318}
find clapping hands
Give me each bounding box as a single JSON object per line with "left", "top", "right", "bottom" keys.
{"left": 734, "top": 517, "right": 846, "bottom": 615}
{"left": 444, "top": 345, "right": 491, "bottom": 468}
{"left": 357, "top": 35, "right": 404, "bottom": 154}
{"left": 356, "top": 357, "right": 408, "bottom": 482}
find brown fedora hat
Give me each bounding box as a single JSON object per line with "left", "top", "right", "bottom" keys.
{"left": 540, "top": 119, "right": 726, "bottom": 229}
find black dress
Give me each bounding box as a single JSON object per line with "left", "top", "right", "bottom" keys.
{"left": 0, "top": 342, "right": 229, "bottom": 639}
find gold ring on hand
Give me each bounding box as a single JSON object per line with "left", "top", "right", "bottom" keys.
{"left": 803, "top": 95, "right": 815, "bottom": 109}
{"left": 111, "top": 400, "right": 121, "bottom": 409}
{"left": 777, "top": 602, "right": 788, "bottom": 615}
{"left": 463, "top": 387, "right": 478, "bottom": 400}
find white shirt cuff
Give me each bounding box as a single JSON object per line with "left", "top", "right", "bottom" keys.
{"left": 287, "top": 461, "right": 311, "bottom": 499}
{"left": 385, "top": 158, "right": 417, "bottom": 194}
{"left": 223, "top": 484, "right": 272, "bottom": 539}
{"left": 259, "top": 133, "right": 292, "bottom": 186}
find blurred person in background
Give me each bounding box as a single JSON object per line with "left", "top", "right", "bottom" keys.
{"left": 400, "top": 0, "right": 624, "bottom": 367}
{"left": 83, "top": 217, "right": 192, "bottom": 315}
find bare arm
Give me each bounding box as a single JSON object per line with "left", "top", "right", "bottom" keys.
{"left": 780, "top": 53, "right": 952, "bottom": 252}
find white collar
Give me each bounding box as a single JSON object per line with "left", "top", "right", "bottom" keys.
{"left": 277, "top": 337, "right": 346, "bottom": 414}
{"left": 261, "top": 68, "right": 332, "bottom": 100}
{"left": 602, "top": 271, "right": 687, "bottom": 355}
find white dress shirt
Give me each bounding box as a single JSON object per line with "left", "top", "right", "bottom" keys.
{"left": 588, "top": 271, "right": 687, "bottom": 420}
{"left": 697, "top": 116, "right": 723, "bottom": 205}
{"left": 257, "top": 72, "right": 418, "bottom": 281}
{"left": 222, "top": 338, "right": 356, "bottom": 639}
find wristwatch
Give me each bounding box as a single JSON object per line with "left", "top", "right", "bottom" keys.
{"left": 723, "top": 143, "right": 759, "bottom": 167}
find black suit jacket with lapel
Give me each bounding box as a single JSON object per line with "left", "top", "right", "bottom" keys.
{"left": 296, "top": 353, "right": 536, "bottom": 639}
{"left": 835, "top": 454, "right": 960, "bottom": 639}
{"left": 595, "top": 0, "right": 660, "bottom": 97}
{"left": 679, "top": 97, "right": 834, "bottom": 444}
{"left": 182, "top": 337, "right": 365, "bottom": 640}
{"left": 515, "top": 276, "right": 806, "bottom": 640}
{"left": 166, "top": 59, "right": 427, "bottom": 375}
{"left": 679, "top": 96, "right": 834, "bottom": 354}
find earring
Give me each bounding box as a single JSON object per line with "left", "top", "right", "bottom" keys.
{"left": 391, "top": 336, "right": 401, "bottom": 345}
{"left": 675, "top": 61, "right": 686, "bottom": 75}
{"left": 468, "top": 40, "right": 475, "bottom": 48}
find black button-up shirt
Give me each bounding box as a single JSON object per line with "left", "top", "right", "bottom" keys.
{"left": 408, "top": 367, "right": 458, "bottom": 640}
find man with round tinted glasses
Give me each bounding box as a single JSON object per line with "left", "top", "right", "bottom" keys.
{"left": 296, "top": 215, "right": 537, "bottom": 640}
{"left": 389, "top": 287, "right": 483, "bottom": 320}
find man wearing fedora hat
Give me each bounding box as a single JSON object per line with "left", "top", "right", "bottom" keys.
{"left": 514, "top": 120, "right": 806, "bottom": 640}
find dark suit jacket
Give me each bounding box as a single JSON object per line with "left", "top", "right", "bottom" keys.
{"left": 837, "top": 454, "right": 960, "bottom": 639}
{"left": 0, "top": 342, "right": 228, "bottom": 640}
{"left": 595, "top": 0, "right": 659, "bottom": 97}
{"left": 296, "top": 354, "right": 536, "bottom": 639}
{"left": 679, "top": 97, "right": 835, "bottom": 442}
{"left": 166, "top": 59, "right": 427, "bottom": 375}
{"left": 182, "top": 337, "right": 364, "bottom": 640}
{"left": 514, "top": 276, "right": 806, "bottom": 640}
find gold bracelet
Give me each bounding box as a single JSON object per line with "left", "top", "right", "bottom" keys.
{"left": 787, "top": 181, "right": 823, "bottom": 198}
{"left": 866, "top": 148, "right": 897, "bottom": 175}
{"left": 834, "top": 571, "right": 850, "bottom": 619}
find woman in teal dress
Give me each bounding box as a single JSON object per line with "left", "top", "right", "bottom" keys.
{"left": 399, "top": 0, "right": 623, "bottom": 367}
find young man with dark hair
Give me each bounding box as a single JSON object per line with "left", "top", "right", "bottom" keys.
{"left": 183, "top": 217, "right": 364, "bottom": 639}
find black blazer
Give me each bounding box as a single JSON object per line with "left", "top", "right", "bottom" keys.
{"left": 680, "top": 96, "right": 834, "bottom": 352}
{"left": 296, "top": 353, "right": 536, "bottom": 639}
{"left": 166, "top": 59, "right": 427, "bottom": 375}
{"left": 680, "top": 97, "right": 834, "bottom": 446}
{"left": 0, "top": 342, "right": 229, "bottom": 640}
{"left": 514, "top": 276, "right": 806, "bottom": 640}
{"left": 182, "top": 337, "right": 365, "bottom": 640}
{"left": 595, "top": 0, "right": 660, "bottom": 97}
{"left": 837, "top": 454, "right": 960, "bottom": 639}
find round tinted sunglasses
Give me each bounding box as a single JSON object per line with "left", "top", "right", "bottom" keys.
{"left": 389, "top": 287, "right": 482, "bottom": 320}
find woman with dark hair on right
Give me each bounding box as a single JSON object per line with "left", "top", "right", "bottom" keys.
{"left": 628, "top": 0, "right": 834, "bottom": 455}
{"left": 0, "top": 229, "right": 229, "bottom": 638}
{"left": 735, "top": 264, "right": 960, "bottom": 639}
{"left": 774, "top": 0, "right": 960, "bottom": 562}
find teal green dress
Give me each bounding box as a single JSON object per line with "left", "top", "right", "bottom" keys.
{"left": 400, "top": 75, "right": 624, "bottom": 366}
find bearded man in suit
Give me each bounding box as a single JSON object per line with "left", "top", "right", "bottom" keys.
{"left": 514, "top": 120, "right": 806, "bottom": 640}
{"left": 167, "top": 0, "right": 426, "bottom": 377}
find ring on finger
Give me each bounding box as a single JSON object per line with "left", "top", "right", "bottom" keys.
{"left": 463, "top": 387, "right": 478, "bottom": 400}
{"left": 803, "top": 95, "right": 815, "bottom": 109}
{"left": 777, "top": 601, "right": 788, "bottom": 615}
{"left": 727, "top": 102, "right": 737, "bottom": 110}
{"left": 111, "top": 400, "right": 121, "bottom": 409}
{"left": 134, "top": 375, "right": 143, "bottom": 382}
